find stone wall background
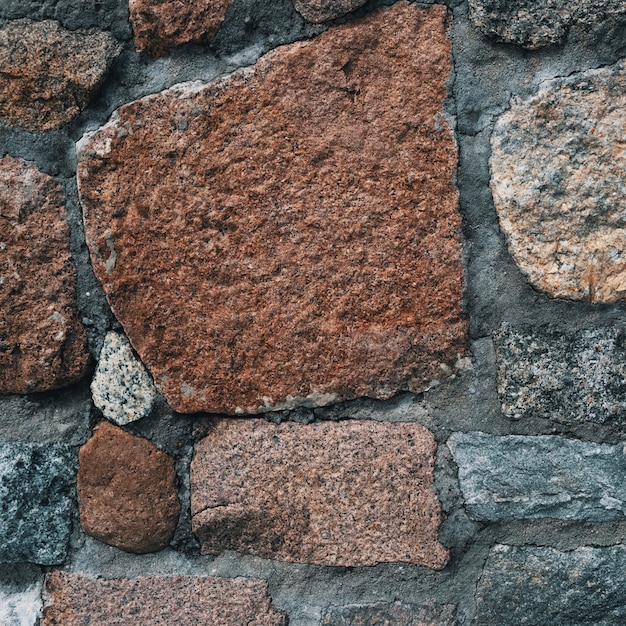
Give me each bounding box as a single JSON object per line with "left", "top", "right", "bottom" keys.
{"left": 1, "top": 0, "right": 626, "bottom": 623}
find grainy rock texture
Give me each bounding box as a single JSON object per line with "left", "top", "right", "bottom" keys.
{"left": 0, "top": 19, "right": 120, "bottom": 131}
{"left": 448, "top": 432, "right": 626, "bottom": 522}
{"left": 0, "top": 156, "right": 88, "bottom": 393}
{"left": 42, "top": 572, "right": 288, "bottom": 625}
{"left": 0, "top": 575, "right": 41, "bottom": 626}
{"left": 78, "top": 2, "right": 467, "bottom": 414}
{"left": 0, "top": 443, "right": 75, "bottom": 564}
{"left": 490, "top": 61, "right": 626, "bottom": 303}
{"left": 468, "top": 0, "right": 626, "bottom": 49}
{"left": 129, "top": 0, "right": 233, "bottom": 57}
{"left": 91, "top": 331, "right": 157, "bottom": 425}
{"left": 191, "top": 419, "right": 448, "bottom": 568}
{"left": 494, "top": 324, "right": 626, "bottom": 424}
{"left": 474, "top": 545, "right": 626, "bottom": 625}
{"left": 292, "top": 0, "right": 368, "bottom": 23}
{"left": 321, "top": 603, "right": 457, "bottom": 625}
{"left": 77, "top": 421, "right": 180, "bottom": 553}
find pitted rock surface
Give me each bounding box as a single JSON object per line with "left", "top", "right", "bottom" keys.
{"left": 491, "top": 61, "right": 626, "bottom": 303}
{"left": 42, "top": 572, "right": 288, "bottom": 626}
{"left": 78, "top": 3, "right": 467, "bottom": 414}
{"left": 321, "top": 603, "right": 457, "bottom": 625}
{"left": 191, "top": 419, "right": 449, "bottom": 568}
{"left": 0, "top": 156, "right": 88, "bottom": 393}
{"left": 77, "top": 421, "right": 180, "bottom": 553}
{"left": 293, "top": 0, "right": 367, "bottom": 22}
{"left": 0, "top": 19, "right": 120, "bottom": 131}
{"left": 129, "top": 0, "right": 233, "bottom": 57}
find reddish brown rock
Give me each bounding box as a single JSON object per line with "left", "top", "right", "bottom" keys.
{"left": 293, "top": 0, "right": 368, "bottom": 22}
{"left": 191, "top": 419, "right": 449, "bottom": 568}
{"left": 42, "top": 572, "right": 288, "bottom": 625}
{"left": 78, "top": 3, "right": 467, "bottom": 414}
{"left": 0, "top": 19, "right": 120, "bottom": 131}
{"left": 77, "top": 421, "right": 180, "bottom": 553}
{"left": 129, "top": 0, "right": 233, "bottom": 57}
{"left": 0, "top": 156, "right": 88, "bottom": 393}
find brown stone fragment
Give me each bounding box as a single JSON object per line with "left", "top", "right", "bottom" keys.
{"left": 293, "top": 0, "right": 368, "bottom": 23}
{"left": 78, "top": 2, "right": 467, "bottom": 414}
{"left": 129, "top": 0, "right": 233, "bottom": 57}
{"left": 42, "top": 572, "right": 288, "bottom": 626}
{"left": 191, "top": 419, "right": 449, "bottom": 568}
{"left": 77, "top": 421, "right": 180, "bottom": 553}
{"left": 0, "top": 19, "right": 120, "bottom": 131}
{"left": 0, "top": 156, "right": 88, "bottom": 393}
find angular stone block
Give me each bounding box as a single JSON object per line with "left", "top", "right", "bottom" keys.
{"left": 491, "top": 61, "right": 626, "bottom": 303}
{"left": 293, "top": 0, "right": 367, "bottom": 23}
{"left": 0, "top": 156, "right": 89, "bottom": 393}
{"left": 42, "top": 572, "right": 288, "bottom": 625}
{"left": 191, "top": 419, "right": 449, "bottom": 568}
{"left": 77, "top": 2, "right": 467, "bottom": 414}
{"left": 448, "top": 432, "right": 626, "bottom": 522}
{"left": 321, "top": 602, "right": 457, "bottom": 625}
{"left": 0, "top": 443, "right": 75, "bottom": 564}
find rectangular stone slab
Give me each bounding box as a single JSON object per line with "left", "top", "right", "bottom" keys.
{"left": 191, "top": 419, "right": 449, "bottom": 568}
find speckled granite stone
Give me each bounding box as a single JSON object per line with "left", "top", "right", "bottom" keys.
{"left": 292, "top": 0, "right": 367, "bottom": 22}
{"left": 321, "top": 602, "right": 457, "bottom": 625}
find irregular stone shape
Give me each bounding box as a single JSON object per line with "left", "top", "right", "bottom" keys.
{"left": 191, "top": 419, "right": 449, "bottom": 568}
{"left": 474, "top": 545, "right": 626, "bottom": 625}
{"left": 78, "top": 3, "right": 467, "bottom": 414}
{"left": 292, "top": 0, "right": 367, "bottom": 23}
{"left": 448, "top": 432, "right": 626, "bottom": 522}
{"left": 91, "top": 331, "right": 157, "bottom": 425}
{"left": 0, "top": 443, "right": 75, "bottom": 564}
{"left": 77, "top": 421, "right": 180, "bottom": 553}
{"left": 0, "top": 155, "right": 89, "bottom": 393}
{"left": 491, "top": 61, "right": 626, "bottom": 303}
{"left": 321, "top": 603, "right": 457, "bottom": 625}
{"left": 0, "top": 566, "right": 42, "bottom": 626}
{"left": 469, "top": 0, "right": 626, "bottom": 49}
{"left": 0, "top": 19, "right": 121, "bottom": 131}
{"left": 42, "top": 572, "right": 288, "bottom": 625}
{"left": 129, "top": 0, "right": 233, "bottom": 57}
{"left": 494, "top": 324, "right": 626, "bottom": 424}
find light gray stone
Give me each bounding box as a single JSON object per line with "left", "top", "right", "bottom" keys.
{"left": 448, "top": 432, "right": 626, "bottom": 522}
{"left": 0, "top": 580, "right": 42, "bottom": 626}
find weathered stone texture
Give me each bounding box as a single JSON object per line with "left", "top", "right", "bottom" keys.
{"left": 491, "top": 61, "right": 626, "bottom": 303}
{"left": 474, "top": 545, "right": 626, "bottom": 625}
{"left": 469, "top": 0, "right": 626, "bottom": 49}
{"left": 0, "top": 19, "right": 120, "bottom": 131}
{"left": 77, "top": 421, "right": 180, "bottom": 553}
{"left": 129, "top": 0, "right": 232, "bottom": 57}
{"left": 0, "top": 443, "right": 75, "bottom": 564}
{"left": 42, "top": 572, "right": 288, "bottom": 625}
{"left": 0, "top": 575, "right": 41, "bottom": 626}
{"left": 91, "top": 331, "right": 157, "bottom": 425}
{"left": 448, "top": 432, "right": 626, "bottom": 522}
{"left": 191, "top": 419, "right": 448, "bottom": 568}
{"left": 0, "top": 156, "right": 88, "bottom": 393}
{"left": 78, "top": 3, "right": 467, "bottom": 414}
{"left": 494, "top": 325, "right": 626, "bottom": 424}
{"left": 321, "top": 603, "right": 457, "bottom": 625}
{"left": 293, "top": 0, "right": 367, "bottom": 23}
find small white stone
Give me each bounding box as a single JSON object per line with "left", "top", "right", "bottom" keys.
{"left": 0, "top": 582, "right": 42, "bottom": 626}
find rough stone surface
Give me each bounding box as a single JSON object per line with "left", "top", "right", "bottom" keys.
{"left": 490, "top": 61, "right": 626, "bottom": 303}
{"left": 0, "top": 19, "right": 121, "bottom": 131}
{"left": 321, "top": 603, "right": 457, "bottom": 625}
{"left": 77, "top": 421, "right": 180, "bottom": 554}
{"left": 0, "top": 443, "right": 75, "bottom": 564}
{"left": 474, "top": 545, "right": 626, "bottom": 625}
{"left": 42, "top": 572, "right": 288, "bottom": 625}
{"left": 0, "top": 155, "right": 89, "bottom": 393}
{"left": 78, "top": 2, "right": 467, "bottom": 415}
{"left": 448, "top": 432, "right": 626, "bottom": 522}
{"left": 292, "top": 0, "right": 367, "bottom": 23}
{"left": 129, "top": 0, "right": 233, "bottom": 57}
{"left": 469, "top": 0, "right": 626, "bottom": 49}
{"left": 91, "top": 331, "right": 157, "bottom": 425}
{"left": 0, "top": 567, "right": 42, "bottom": 626}
{"left": 191, "top": 419, "right": 448, "bottom": 568}
{"left": 494, "top": 324, "right": 626, "bottom": 424}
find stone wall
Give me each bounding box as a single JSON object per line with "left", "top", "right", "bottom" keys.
{"left": 1, "top": 0, "right": 626, "bottom": 623}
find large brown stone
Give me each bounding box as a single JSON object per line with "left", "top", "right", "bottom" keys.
{"left": 129, "top": 0, "right": 233, "bottom": 57}
{"left": 191, "top": 419, "right": 449, "bottom": 568}
{"left": 78, "top": 3, "right": 467, "bottom": 414}
{"left": 0, "top": 156, "right": 88, "bottom": 393}
{"left": 0, "top": 19, "right": 120, "bottom": 131}
{"left": 77, "top": 421, "right": 180, "bottom": 553}
{"left": 42, "top": 572, "right": 288, "bottom": 625}
{"left": 292, "top": 0, "right": 368, "bottom": 23}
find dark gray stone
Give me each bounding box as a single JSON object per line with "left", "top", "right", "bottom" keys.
{"left": 0, "top": 444, "right": 75, "bottom": 564}
{"left": 474, "top": 544, "right": 626, "bottom": 625}
{"left": 321, "top": 602, "right": 457, "bottom": 625}
{"left": 448, "top": 432, "right": 626, "bottom": 522}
